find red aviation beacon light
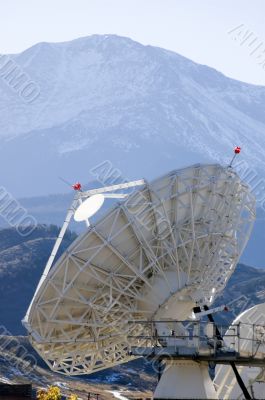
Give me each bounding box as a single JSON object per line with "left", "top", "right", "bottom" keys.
{"left": 72, "top": 182, "right": 82, "bottom": 191}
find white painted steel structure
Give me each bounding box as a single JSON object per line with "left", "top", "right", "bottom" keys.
{"left": 23, "top": 164, "right": 255, "bottom": 377}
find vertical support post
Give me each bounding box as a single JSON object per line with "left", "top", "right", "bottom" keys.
{"left": 238, "top": 322, "right": 241, "bottom": 354}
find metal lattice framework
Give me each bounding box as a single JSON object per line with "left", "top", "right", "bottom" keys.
{"left": 23, "top": 164, "right": 255, "bottom": 375}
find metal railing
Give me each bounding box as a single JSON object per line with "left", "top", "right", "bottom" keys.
{"left": 127, "top": 320, "right": 265, "bottom": 361}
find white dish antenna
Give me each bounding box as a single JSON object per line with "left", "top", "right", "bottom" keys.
{"left": 22, "top": 163, "right": 255, "bottom": 380}
{"left": 214, "top": 303, "right": 265, "bottom": 399}
{"left": 74, "top": 194, "right": 105, "bottom": 222}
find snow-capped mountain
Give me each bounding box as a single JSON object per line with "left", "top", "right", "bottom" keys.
{"left": 1, "top": 34, "right": 265, "bottom": 196}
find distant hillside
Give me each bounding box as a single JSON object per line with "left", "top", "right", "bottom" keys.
{"left": 213, "top": 263, "right": 265, "bottom": 325}
{"left": 0, "top": 225, "right": 77, "bottom": 334}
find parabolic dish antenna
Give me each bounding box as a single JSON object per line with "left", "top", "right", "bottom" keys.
{"left": 214, "top": 303, "right": 265, "bottom": 399}
{"left": 74, "top": 194, "right": 105, "bottom": 222}
{"left": 23, "top": 163, "right": 255, "bottom": 383}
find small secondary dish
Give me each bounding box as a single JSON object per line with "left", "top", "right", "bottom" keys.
{"left": 74, "top": 194, "right": 105, "bottom": 222}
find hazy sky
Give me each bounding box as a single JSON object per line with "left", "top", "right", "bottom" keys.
{"left": 1, "top": 0, "right": 265, "bottom": 85}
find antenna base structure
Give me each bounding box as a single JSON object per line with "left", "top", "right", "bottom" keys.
{"left": 154, "top": 360, "right": 217, "bottom": 399}
{"left": 130, "top": 317, "right": 265, "bottom": 399}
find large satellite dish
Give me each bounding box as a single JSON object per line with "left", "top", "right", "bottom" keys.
{"left": 23, "top": 163, "right": 255, "bottom": 397}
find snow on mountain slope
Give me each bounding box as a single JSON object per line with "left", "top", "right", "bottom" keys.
{"left": 1, "top": 34, "right": 265, "bottom": 196}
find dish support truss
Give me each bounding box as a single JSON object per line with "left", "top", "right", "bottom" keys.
{"left": 22, "top": 164, "right": 255, "bottom": 375}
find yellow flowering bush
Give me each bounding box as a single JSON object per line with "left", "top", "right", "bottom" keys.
{"left": 45, "top": 386, "right": 62, "bottom": 400}
{"left": 68, "top": 395, "right": 78, "bottom": 400}
{"left": 36, "top": 386, "right": 62, "bottom": 400}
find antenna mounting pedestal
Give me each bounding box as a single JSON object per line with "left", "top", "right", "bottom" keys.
{"left": 154, "top": 360, "right": 217, "bottom": 399}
